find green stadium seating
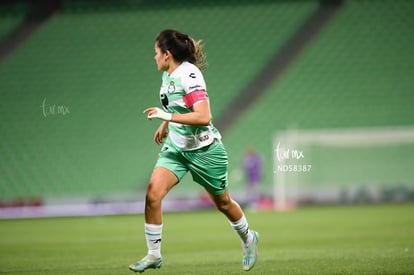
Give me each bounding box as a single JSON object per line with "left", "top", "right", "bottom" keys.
{"left": 224, "top": 0, "right": 414, "bottom": 191}
{"left": 0, "top": 4, "right": 28, "bottom": 40}
{"left": 2, "top": 0, "right": 412, "bottom": 202}
{"left": 0, "top": 0, "right": 317, "bottom": 200}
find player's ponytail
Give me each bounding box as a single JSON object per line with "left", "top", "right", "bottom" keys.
{"left": 188, "top": 36, "right": 207, "bottom": 70}
{"left": 156, "top": 29, "right": 207, "bottom": 70}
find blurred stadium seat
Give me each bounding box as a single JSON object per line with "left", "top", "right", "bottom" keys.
{"left": 0, "top": 0, "right": 413, "bottom": 207}
{"left": 224, "top": 0, "right": 414, "bottom": 194}
{"left": 0, "top": 3, "right": 28, "bottom": 40}
{"left": 0, "top": 0, "right": 317, "bottom": 200}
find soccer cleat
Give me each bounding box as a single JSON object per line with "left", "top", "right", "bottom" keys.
{"left": 242, "top": 231, "right": 259, "bottom": 271}
{"left": 129, "top": 255, "right": 162, "bottom": 273}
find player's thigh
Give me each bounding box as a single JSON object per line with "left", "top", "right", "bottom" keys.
{"left": 147, "top": 167, "right": 179, "bottom": 201}
{"left": 148, "top": 142, "right": 189, "bottom": 200}
{"left": 187, "top": 141, "right": 229, "bottom": 195}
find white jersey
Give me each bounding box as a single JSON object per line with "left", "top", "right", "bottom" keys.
{"left": 159, "top": 62, "right": 221, "bottom": 151}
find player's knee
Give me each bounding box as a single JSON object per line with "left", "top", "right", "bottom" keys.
{"left": 215, "top": 197, "right": 233, "bottom": 213}
{"left": 145, "top": 192, "right": 160, "bottom": 206}
{"left": 145, "top": 183, "right": 163, "bottom": 205}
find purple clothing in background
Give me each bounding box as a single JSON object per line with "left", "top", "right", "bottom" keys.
{"left": 243, "top": 153, "right": 261, "bottom": 185}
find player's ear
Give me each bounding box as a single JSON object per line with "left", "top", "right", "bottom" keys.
{"left": 165, "top": 50, "right": 172, "bottom": 60}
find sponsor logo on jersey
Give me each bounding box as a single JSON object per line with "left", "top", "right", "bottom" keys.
{"left": 189, "top": 72, "right": 196, "bottom": 78}
{"left": 189, "top": 85, "right": 201, "bottom": 91}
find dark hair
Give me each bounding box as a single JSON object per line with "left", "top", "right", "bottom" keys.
{"left": 156, "top": 29, "right": 207, "bottom": 70}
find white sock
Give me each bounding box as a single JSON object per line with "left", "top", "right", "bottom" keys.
{"left": 145, "top": 223, "right": 163, "bottom": 258}
{"left": 229, "top": 215, "right": 253, "bottom": 247}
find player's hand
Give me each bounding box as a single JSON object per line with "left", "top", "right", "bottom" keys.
{"left": 154, "top": 121, "right": 169, "bottom": 145}
{"left": 143, "top": 107, "right": 172, "bottom": 121}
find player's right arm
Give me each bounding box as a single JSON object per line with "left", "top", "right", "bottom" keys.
{"left": 154, "top": 121, "right": 169, "bottom": 145}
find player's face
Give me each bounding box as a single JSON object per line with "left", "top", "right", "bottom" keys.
{"left": 154, "top": 43, "right": 168, "bottom": 71}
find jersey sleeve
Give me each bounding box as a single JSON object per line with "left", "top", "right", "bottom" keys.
{"left": 182, "top": 67, "right": 208, "bottom": 108}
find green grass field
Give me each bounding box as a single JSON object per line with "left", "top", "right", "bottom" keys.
{"left": 1, "top": 204, "right": 413, "bottom": 274}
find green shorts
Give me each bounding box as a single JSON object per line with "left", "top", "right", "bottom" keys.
{"left": 155, "top": 139, "right": 229, "bottom": 195}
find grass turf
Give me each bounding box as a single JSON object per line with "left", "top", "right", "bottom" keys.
{"left": 0, "top": 204, "right": 413, "bottom": 274}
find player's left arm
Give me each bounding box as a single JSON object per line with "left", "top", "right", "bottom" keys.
{"left": 172, "top": 99, "right": 211, "bottom": 125}
{"left": 143, "top": 99, "right": 211, "bottom": 126}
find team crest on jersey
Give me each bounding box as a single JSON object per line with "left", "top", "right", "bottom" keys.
{"left": 167, "top": 81, "right": 175, "bottom": 93}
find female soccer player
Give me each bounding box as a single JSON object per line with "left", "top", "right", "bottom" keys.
{"left": 129, "top": 29, "right": 259, "bottom": 273}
